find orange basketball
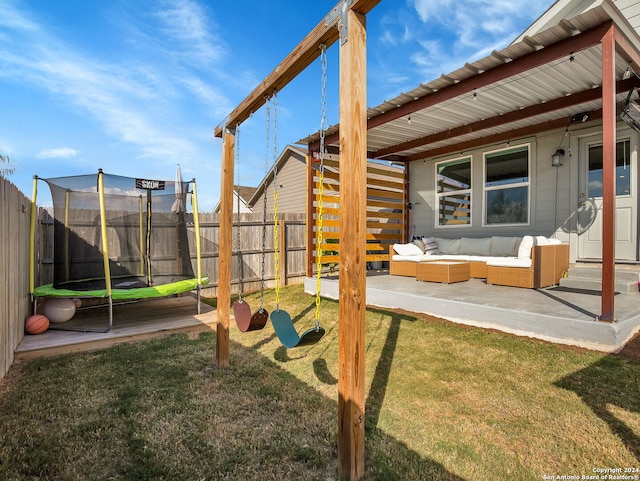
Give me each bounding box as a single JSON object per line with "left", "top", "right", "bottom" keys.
{"left": 25, "top": 314, "right": 49, "bottom": 335}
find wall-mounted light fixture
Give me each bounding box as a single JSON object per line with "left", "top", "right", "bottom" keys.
{"left": 551, "top": 148, "right": 565, "bottom": 167}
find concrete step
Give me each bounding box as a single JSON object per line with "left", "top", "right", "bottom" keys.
{"left": 559, "top": 265, "right": 640, "bottom": 293}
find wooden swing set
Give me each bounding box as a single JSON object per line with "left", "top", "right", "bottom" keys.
{"left": 214, "top": 1, "right": 380, "bottom": 479}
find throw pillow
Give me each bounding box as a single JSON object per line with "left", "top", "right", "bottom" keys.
{"left": 412, "top": 238, "right": 425, "bottom": 253}
{"left": 393, "top": 243, "right": 424, "bottom": 256}
{"left": 517, "top": 236, "right": 534, "bottom": 259}
{"left": 421, "top": 237, "right": 439, "bottom": 255}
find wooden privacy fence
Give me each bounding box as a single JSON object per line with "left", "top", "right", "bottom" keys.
{"left": 35, "top": 212, "right": 308, "bottom": 298}
{"left": 308, "top": 157, "right": 406, "bottom": 274}
{"left": 195, "top": 213, "right": 307, "bottom": 296}
{"left": 0, "top": 177, "right": 32, "bottom": 381}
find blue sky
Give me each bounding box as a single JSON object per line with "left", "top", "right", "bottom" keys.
{"left": 0, "top": 0, "right": 552, "bottom": 211}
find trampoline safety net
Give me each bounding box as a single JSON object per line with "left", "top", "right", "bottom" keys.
{"left": 42, "top": 171, "right": 195, "bottom": 292}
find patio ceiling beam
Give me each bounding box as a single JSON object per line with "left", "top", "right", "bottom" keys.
{"left": 309, "top": 21, "right": 613, "bottom": 152}
{"left": 613, "top": 22, "right": 640, "bottom": 71}
{"left": 213, "top": 0, "right": 380, "bottom": 138}
{"left": 405, "top": 109, "right": 604, "bottom": 161}
{"left": 371, "top": 77, "right": 640, "bottom": 160}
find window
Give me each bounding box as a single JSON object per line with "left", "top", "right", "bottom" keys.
{"left": 588, "top": 139, "right": 631, "bottom": 198}
{"left": 436, "top": 157, "right": 471, "bottom": 226}
{"left": 484, "top": 145, "right": 529, "bottom": 225}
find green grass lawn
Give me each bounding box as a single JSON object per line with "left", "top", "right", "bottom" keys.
{"left": 0, "top": 284, "right": 638, "bottom": 480}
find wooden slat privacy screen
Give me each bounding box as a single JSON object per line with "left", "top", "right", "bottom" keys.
{"left": 310, "top": 157, "right": 405, "bottom": 269}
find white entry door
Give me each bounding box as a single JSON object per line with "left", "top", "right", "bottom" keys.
{"left": 577, "top": 133, "right": 637, "bottom": 261}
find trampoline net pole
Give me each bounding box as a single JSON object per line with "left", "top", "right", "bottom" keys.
{"left": 97, "top": 169, "right": 112, "bottom": 298}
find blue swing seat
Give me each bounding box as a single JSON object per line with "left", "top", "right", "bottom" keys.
{"left": 270, "top": 309, "right": 325, "bottom": 348}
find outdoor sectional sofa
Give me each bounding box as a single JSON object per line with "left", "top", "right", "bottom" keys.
{"left": 389, "top": 235, "right": 569, "bottom": 289}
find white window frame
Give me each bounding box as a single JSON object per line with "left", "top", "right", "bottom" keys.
{"left": 435, "top": 156, "right": 472, "bottom": 229}
{"left": 482, "top": 143, "right": 531, "bottom": 227}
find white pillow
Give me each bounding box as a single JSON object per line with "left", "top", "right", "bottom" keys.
{"left": 517, "top": 236, "right": 534, "bottom": 259}
{"left": 534, "top": 236, "right": 549, "bottom": 246}
{"left": 393, "top": 243, "right": 424, "bottom": 256}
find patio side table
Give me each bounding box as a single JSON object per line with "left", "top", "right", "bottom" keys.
{"left": 416, "top": 261, "right": 470, "bottom": 284}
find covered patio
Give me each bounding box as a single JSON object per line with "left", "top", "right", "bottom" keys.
{"left": 302, "top": 0, "right": 640, "bottom": 326}
{"left": 305, "top": 271, "right": 640, "bottom": 352}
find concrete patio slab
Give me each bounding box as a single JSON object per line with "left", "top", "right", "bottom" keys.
{"left": 304, "top": 273, "right": 640, "bottom": 352}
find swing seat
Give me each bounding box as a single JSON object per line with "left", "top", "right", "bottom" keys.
{"left": 233, "top": 300, "right": 268, "bottom": 332}
{"left": 270, "top": 309, "right": 325, "bottom": 348}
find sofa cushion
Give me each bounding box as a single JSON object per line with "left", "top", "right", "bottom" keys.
{"left": 517, "top": 236, "right": 534, "bottom": 259}
{"left": 393, "top": 243, "right": 424, "bottom": 256}
{"left": 490, "top": 236, "right": 520, "bottom": 256}
{"left": 486, "top": 257, "right": 532, "bottom": 268}
{"left": 534, "top": 236, "right": 549, "bottom": 246}
{"left": 392, "top": 254, "right": 425, "bottom": 262}
{"left": 421, "top": 236, "right": 439, "bottom": 255}
{"left": 435, "top": 254, "right": 471, "bottom": 261}
{"left": 412, "top": 238, "right": 425, "bottom": 253}
{"left": 460, "top": 237, "right": 491, "bottom": 256}
{"left": 435, "top": 238, "right": 461, "bottom": 254}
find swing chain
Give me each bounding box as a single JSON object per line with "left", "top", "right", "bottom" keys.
{"left": 235, "top": 123, "right": 243, "bottom": 302}
{"left": 260, "top": 99, "right": 271, "bottom": 310}
{"left": 314, "top": 44, "right": 328, "bottom": 330}
{"left": 271, "top": 92, "right": 281, "bottom": 310}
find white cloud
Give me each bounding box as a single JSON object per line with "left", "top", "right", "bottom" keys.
{"left": 0, "top": 2, "right": 212, "bottom": 166}
{"left": 153, "top": 0, "right": 225, "bottom": 65}
{"left": 36, "top": 148, "right": 80, "bottom": 159}
{"left": 401, "top": 0, "right": 550, "bottom": 81}
{"left": 410, "top": 0, "right": 549, "bottom": 48}
{"left": 180, "top": 76, "right": 231, "bottom": 119}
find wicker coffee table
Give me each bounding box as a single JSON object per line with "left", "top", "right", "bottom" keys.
{"left": 416, "top": 261, "right": 470, "bottom": 284}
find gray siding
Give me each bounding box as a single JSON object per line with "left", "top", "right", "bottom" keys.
{"left": 253, "top": 149, "right": 307, "bottom": 214}
{"left": 409, "top": 133, "right": 572, "bottom": 240}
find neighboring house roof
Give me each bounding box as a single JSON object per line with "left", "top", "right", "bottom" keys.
{"left": 248, "top": 144, "right": 307, "bottom": 207}
{"left": 236, "top": 185, "right": 258, "bottom": 206}
{"left": 212, "top": 185, "right": 257, "bottom": 213}
{"left": 299, "top": 0, "right": 640, "bottom": 164}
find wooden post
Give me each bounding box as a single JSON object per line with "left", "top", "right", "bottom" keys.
{"left": 600, "top": 26, "right": 616, "bottom": 322}
{"left": 217, "top": 128, "right": 234, "bottom": 368}
{"left": 338, "top": 9, "right": 367, "bottom": 480}
{"left": 403, "top": 165, "right": 410, "bottom": 242}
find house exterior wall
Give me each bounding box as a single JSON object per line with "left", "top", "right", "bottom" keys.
{"left": 253, "top": 150, "right": 307, "bottom": 214}
{"left": 235, "top": 192, "right": 253, "bottom": 214}
{"left": 408, "top": 121, "right": 638, "bottom": 263}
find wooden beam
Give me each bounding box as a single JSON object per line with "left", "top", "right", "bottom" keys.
{"left": 213, "top": 0, "right": 380, "bottom": 137}
{"left": 600, "top": 25, "right": 616, "bottom": 322}
{"left": 613, "top": 22, "right": 640, "bottom": 70}
{"left": 371, "top": 78, "right": 639, "bottom": 159}
{"left": 405, "top": 109, "right": 603, "bottom": 161}
{"left": 338, "top": 9, "right": 367, "bottom": 481}
{"left": 216, "top": 128, "right": 234, "bottom": 368}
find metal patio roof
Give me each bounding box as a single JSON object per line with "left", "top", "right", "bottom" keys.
{"left": 299, "top": 0, "right": 640, "bottom": 162}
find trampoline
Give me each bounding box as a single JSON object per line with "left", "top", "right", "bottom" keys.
{"left": 29, "top": 169, "right": 208, "bottom": 332}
